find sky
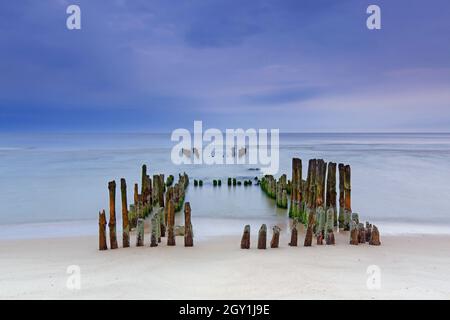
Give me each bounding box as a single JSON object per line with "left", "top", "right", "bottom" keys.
{"left": 0, "top": 0, "right": 449, "bottom": 132}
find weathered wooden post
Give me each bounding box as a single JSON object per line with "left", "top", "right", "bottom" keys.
{"left": 326, "top": 162, "right": 337, "bottom": 228}
{"left": 167, "top": 199, "right": 176, "bottom": 246}
{"left": 304, "top": 213, "right": 314, "bottom": 247}
{"left": 305, "top": 159, "right": 317, "bottom": 228}
{"left": 108, "top": 181, "right": 118, "bottom": 249}
{"left": 153, "top": 174, "right": 165, "bottom": 208}
{"left": 289, "top": 158, "right": 302, "bottom": 218}
{"left": 350, "top": 221, "right": 359, "bottom": 245}
{"left": 358, "top": 223, "right": 366, "bottom": 244}
{"left": 303, "top": 159, "right": 317, "bottom": 247}
{"left": 120, "top": 178, "right": 130, "bottom": 248}
{"left": 344, "top": 165, "right": 352, "bottom": 231}
{"left": 289, "top": 221, "right": 298, "bottom": 246}
{"left": 326, "top": 230, "right": 335, "bottom": 245}
{"left": 338, "top": 163, "right": 345, "bottom": 229}
{"left": 316, "top": 233, "right": 323, "bottom": 245}
{"left": 270, "top": 226, "right": 281, "bottom": 248}
{"left": 315, "top": 159, "right": 327, "bottom": 238}
{"left": 141, "top": 164, "right": 150, "bottom": 206}
{"left": 365, "top": 222, "right": 372, "bottom": 242}
{"left": 241, "top": 225, "right": 251, "bottom": 249}
{"left": 150, "top": 213, "right": 158, "bottom": 247}
{"left": 369, "top": 225, "right": 381, "bottom": 245}
{"left": 136, "top": 218, "right": 144, "bottom": 246}
{"left": 258, "top": 224, "right": 267, "bottom": 249}
{"left": 184, "top": 202, "right": 193, "bottom": 247}
{"left": 134, "top": 183, "right": 139, "bottom": 206}
{"left": 325, "top": 208, "right": 335, "bottom": 245}
{"left": 99, "top": 210, "right": 108, "bottom": 250}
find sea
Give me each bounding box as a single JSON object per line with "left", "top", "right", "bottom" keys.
{"left": 1, "top": 132, "right": 450, "bottom": 240}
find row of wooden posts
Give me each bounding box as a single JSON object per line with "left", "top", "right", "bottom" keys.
{"left": 240, "top": 220, "right": 381, "bottom": 249}
{"left": 258, "top": 158, "right": 381, "bottom": 246}
{"left": 98, "top": 165, "right": 192, "bottom": 250}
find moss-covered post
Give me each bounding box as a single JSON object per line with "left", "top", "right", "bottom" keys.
{"left": 315, "top": 160, "right": 327, "bottom": 238}
{"left": 167, "top": 199, "right": 176, "bottom": 246}
{"left": 120, "top": 178, "right": 130, "bottom": 248}
{"left": 289, "top": 158, "right": 302, "bottom": 218}
{"left": 141, "top": 164, "right": 150, "bottom": 206}
{"left": 184, "top": 202, "right": 193, "bottom": 247}
{"left": 257, "top": 224, "right": 267, "bottom": 249}
{"left": 99, "top": 210, "right": 107, "bottom": 250}
{"left": 108, "top": 180, "right": 118, "bottom": 249}
{"left": 338, "top": 163, "right": 345, "bottom": 229}
{"left": 305, "top": 159, "right": 317, "bottom": 227}
{"left": 304, "top": 212, "right": 314, "bottom": 247}
{"left": 150, "top": 213, "right": 158, "bottom": 247}
{"left": 325, "top": 208, "right": 335, "bottom": 245}
{"left": 240, "top": 225, "right": 250, "bottom": 249}
{"left": 326, "top": 162, "right": 337, "bottom": 227}
{"left": 136, "top": 218, "right": 144, "bottom": 246}
{"left": 344, "top": 165, "right": 352, "bottom": 231}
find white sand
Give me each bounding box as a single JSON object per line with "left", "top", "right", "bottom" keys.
{"left": 0, "top": 229, "right": 449, "bottom": 299}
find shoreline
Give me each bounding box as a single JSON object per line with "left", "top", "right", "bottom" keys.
{"left": 2, "top": 217, "right": 450, "bottom": 241}
{"left": 1, "top": 231, "right": 449, "bottom": 299}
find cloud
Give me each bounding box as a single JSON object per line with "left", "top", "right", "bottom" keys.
{"left": 0, "top": 0, "right": 449, "bottom": 132}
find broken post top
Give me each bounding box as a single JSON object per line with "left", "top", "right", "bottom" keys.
{"left": 108, "top": 180, "right": 116, "bottom": 190}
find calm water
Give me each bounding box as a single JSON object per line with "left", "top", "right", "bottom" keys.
{"left": 1, "top": 132, "right": 450, "bottom": 238}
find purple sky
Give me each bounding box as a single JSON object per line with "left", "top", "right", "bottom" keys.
{"left": 0, "top": 0, "right": 449, "bottom": 132}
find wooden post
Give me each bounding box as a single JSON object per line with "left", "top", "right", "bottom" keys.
{"left": 289, "top": 158, "right": 302, "bottom": 218}
{"left": 133, "top": 183, "right": 139, "bottom": 207}
{"left": 369, "top": 225, "right": 381, "bottom": 245}
{"left": 270, "top": 226, "right": 281, "bottom": 248}
{"left": 241, "top": 225, "right": 251, "bottom": 249}
{"left": 136, "top": 218, "right": 144, "bottom": 246}
{"left": 108, "top": 180, "right": 118, "bottom": 249}
{"left": 141, "top": 165, "right": 148, "bottom": 205}
{"left": 315, "top": 159, "right": 327, "bottom": 238}
{"left": 184, "top": 202, "right": 193, "bottom": 247}
{"left": 289, "top": 222, "right": 298, "bottom": 246}
{"left": 98, "top": 210, "right": 107, "bottom": 250}
{"left": 304, "top": 212, "right": 314, "bottom": 247}
{"left": 257, "top": 224, "right": 267, "bottom": 249}
{"left": 365, "top": 222, "right": 372, "bottom": 242}
{"left": 358, "top": 223, "right": 366, "bottom": 244}
{"left": 305, "top": 159, "right": 317, "bottom": 227}
{"left": 344, "top": 165, "right": 352, "bottom": 231}
{"left": 350, "top": 221, "right": 359, "bottom": 245}
{"left": 167, "top": 199, "right": 176, "bottom": 246}
{"left": 326, "top": 162, "right": 337, "bottom": 227}
{"left": 325, "top": 207, "right": 335, "bottom": 244}
{"left": 150, "top": 213, "right": 158, "bottom": 247}
{"left": 120, "top": 178, "right": 130, "bottom": 248}
{"left": 338, "top": 163, "right": 345, "bottom": 229}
